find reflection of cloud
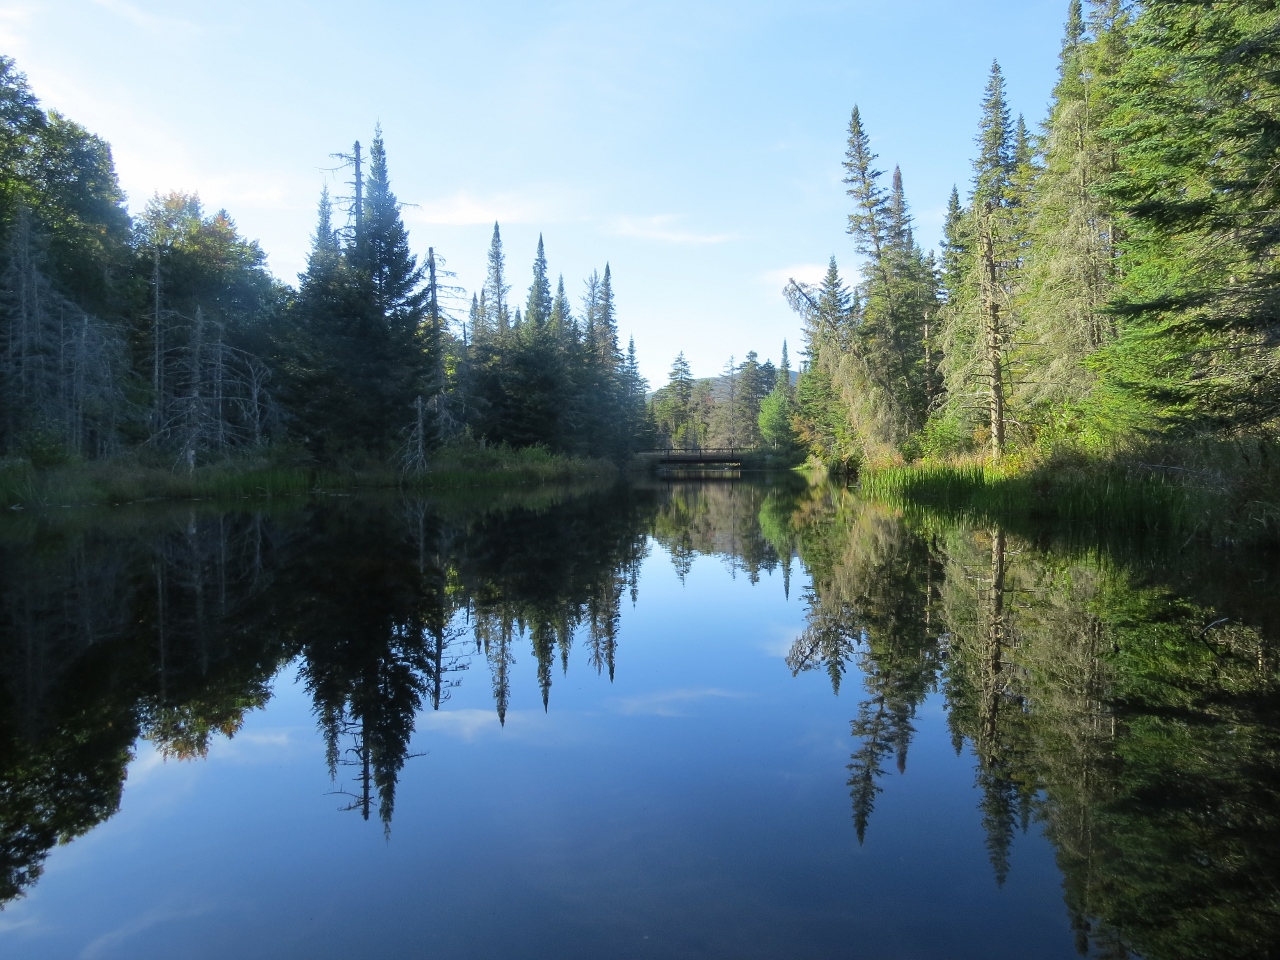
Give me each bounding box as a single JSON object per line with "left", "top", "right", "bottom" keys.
{"left": 420, "top": 708, "right": 572, "bottom": 741}
{"left": 612, "top": 687, "right": 750, "bottom": 717}
{"left": 611, "top": 214, "right": 739, "bottom": 245}
{"left": 420, "top": 708, "right": 502, "bottom": 741}
{"left": 0, "top": 915, "right": 39, "bottom": 933}
{"left": 760, "top": 263, "right": 828, "bottom": 288}
{"left": 757, "top": 624, "right": 799, "bottom": 658}
{"left": 80, "top": 903, "right": 214, "bottom": 959}
{"left": 237, "top": 730, "right": 293, "bottom": 748}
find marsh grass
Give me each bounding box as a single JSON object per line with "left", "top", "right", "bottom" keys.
{"left": 861, "top": 442, "right": 1280, "bottom": 548}
{"left": 0, "top": 442, "right": 615, "bottom": 511}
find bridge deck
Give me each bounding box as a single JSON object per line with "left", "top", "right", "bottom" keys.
{"left": 645, "top": 448, "right": 754, "bottom": 464}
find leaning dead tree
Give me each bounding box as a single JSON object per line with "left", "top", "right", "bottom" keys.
{"left": 0, "top": 209, "right": 128, "bottom": 459}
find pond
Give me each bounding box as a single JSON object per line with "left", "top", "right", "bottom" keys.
{"left": 0, "top": 479, "right": 1277, "bottom": 959}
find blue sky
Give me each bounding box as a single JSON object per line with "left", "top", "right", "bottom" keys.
{"left": 2, "top": 0, "right": 1066, "bottom": 384}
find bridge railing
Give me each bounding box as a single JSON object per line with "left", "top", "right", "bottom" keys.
{"left": 640, "top": 447, "right": 758, "bottom": 456}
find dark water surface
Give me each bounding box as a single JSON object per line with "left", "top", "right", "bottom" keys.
{"left": 0, "top": 480, "right": 1277, "bottom": 959}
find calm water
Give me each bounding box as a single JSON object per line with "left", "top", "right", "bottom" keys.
{"left": 0, "top": 480, "right": 1277, "bottom": 959}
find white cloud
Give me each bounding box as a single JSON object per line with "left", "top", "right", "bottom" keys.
{"left": 409, "top": 190, "right": 554, "bottom": 227}
{"left": 0, "top": 4, "right": 35, "bottom": 50}
{"left": 611, "top": 687, "right": 751, "bottom": 718}
{"left": 759, "top": 262, "right": 828, "bottom": 288}
{"left": 610, "top": 214, "right": 740, "bottom": 245}
{"left": 88, "top": 0, "right": 198, "bottom": 37}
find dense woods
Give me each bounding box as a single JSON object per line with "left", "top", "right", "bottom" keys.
{"left": 0, "top": 62, "right": 646, "bottom": 472}
{"left": 775, "top": 0, "right": 1280, "bottom": 474}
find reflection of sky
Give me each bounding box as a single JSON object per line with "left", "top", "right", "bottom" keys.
{"left": 0, "top": 545, "right": 1076, "bottom": 959}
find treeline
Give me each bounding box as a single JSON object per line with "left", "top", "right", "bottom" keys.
{"left": 782, "top": 0, "right": 1280, "bottom": 469}
{"left": 649, "top": 345, "right": 798, "bottom": 452}
{"left": 0, "top": 56, "right": 647, "bottom": 470}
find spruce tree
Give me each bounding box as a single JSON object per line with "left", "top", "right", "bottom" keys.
{"left": 974, "top": 61, "right": 1014, "bottom": 208}
{"left": 935, "top": 61, "right": 1024, "bottom": 460}
{"left": 843, "top": 106, "right": 889, "bottom": 267}
{"left": 838, "top": 111, "right": 940, "bottom": 454}
{"left": 1015, "top": 0, "right": 1127, "bottom": 429}
{"left": 940, "top": 186, "right": 967, "bottom": 301}
{"left": 363, "top": 127, "right": 425, "bottom": 330}
{"left": 525, "top": 234, "right": 552, "bottom": 329}
{"left": 1097, "top": 0, "right": 1280, "bottom": 433}
{"left": 483, "top": 222, "right": 510, "bottom": 335}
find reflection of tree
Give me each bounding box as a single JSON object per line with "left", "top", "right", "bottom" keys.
{"left": 0, "top": 482, "right": 659, "bottom": 901}
{"left": 920, "top": 515, "right": 1280, "bottom": 956}
{"left": 784, "top": 489, "right": 945, "bottom": 841}
{"left": 937, "top": 526, "right": 1037, "bottom": 884}
{"left": 649, "top": 480, "right": 800, "bottom": 583}
{"left": 0, "top": 508, "right": 288, "bottom": 903}
{"left": 785, "top": 485, "right": 1280, "bottom": 956}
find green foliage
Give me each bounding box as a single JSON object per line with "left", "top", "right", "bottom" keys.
{"left": 757, "top": 383, "right": 798, "bottom": 453}
{"left": 781, "top": 1, "right": 1280, "bottom": 509}
{"left": 1096, "top": 0, "right": 1280, "bottom": 435}
{"left": 0, "top": 59, "right": 649, "bottom": 476}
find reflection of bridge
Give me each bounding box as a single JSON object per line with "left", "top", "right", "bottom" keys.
{"left": 645, "top": 447, "right": 756, "bottom": 466}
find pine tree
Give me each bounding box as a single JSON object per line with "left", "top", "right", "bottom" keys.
{"left": 1096, "top": 0, "right": 1280, "bottom": 433}
{"left": 974, "top": 61, "right": 1014, "bottom": 207}
{"left": 936, "top": 61, "right": 1024, "bottom": 460}
{"left": 363, "top": 127, "right": 425, "bottom": 330}
{"left": 525, "top": 234, "right": 552, "bottom": 329}
{"left": 483, "top": 221, "right": 510, "bottom": 336}
{"left": 1014, "top": 0, "right": 1128, "bottom": 429}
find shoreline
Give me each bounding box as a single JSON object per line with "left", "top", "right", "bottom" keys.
{"left": 0, "top": 446, "right": 618, "bottom": 512}
{"left": 859, "top": 449, "right": 1280, "bottom": 548}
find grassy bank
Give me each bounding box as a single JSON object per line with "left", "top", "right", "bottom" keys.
{"left": 860, "top": 441, "right": 1280, "bottom": 547}
{"left": 0, "top": 443, "right": 616, "bottom": 510}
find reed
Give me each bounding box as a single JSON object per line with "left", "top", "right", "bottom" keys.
{"left": 0, "top": 443, "right": 615, "bottom": 511}
{"left": 860, "top": 460, "right": 1204, "bottom": 547}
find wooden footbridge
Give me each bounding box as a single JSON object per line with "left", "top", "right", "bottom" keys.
{"left": 643, "top": 447, "right": 755, "bottom": 467}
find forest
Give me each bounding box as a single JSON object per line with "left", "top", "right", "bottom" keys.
{"left": 0, "top": 57, "right": 647, "bottom": 477}
{"left": 651, "top": 0, "right": 1280, "bottom": 510}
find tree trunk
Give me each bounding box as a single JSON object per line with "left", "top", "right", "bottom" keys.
{"left": 979, "top": 209, "right": 1006, "bottom": 461}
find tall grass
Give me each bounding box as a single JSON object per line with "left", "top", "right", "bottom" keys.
{"left": 860, "top": 460, "right": 1203, "bottom": 547}
{"left": 0, "top": 442, "right": 616, "bottom": 511}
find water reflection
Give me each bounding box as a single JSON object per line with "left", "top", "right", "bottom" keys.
{"left": 1, "top": 479, "right": 1278, "bottom": 959}
{"left": 777, "top": 486, "right": 1280, "bottom": 960}
{"left": 0, "top": 485, "right": 654, "bottom": 897}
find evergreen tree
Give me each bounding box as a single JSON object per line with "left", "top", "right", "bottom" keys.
{"left": 525, "top": 234, "right": 552, "bottom": 329}
{"left": 1014, "top": 0, "right": 1128, "bottom": 430}
{"left": 482, "top": 221, "right": 510, "bottom": 337}
{"left": 940, "top": 186, "right": 967, "bottom": 302}
{"left": 974, "top": 61, "right": 1015, "bottom": 208}
{"left": 1099, "top": 0, "right": 1280, "bottom": 433}
{"left": 362, "top": 127, "right": 425, "bottom": 330}
{"left": 936, "top": 61, "right": 1024, "bottom": 459}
